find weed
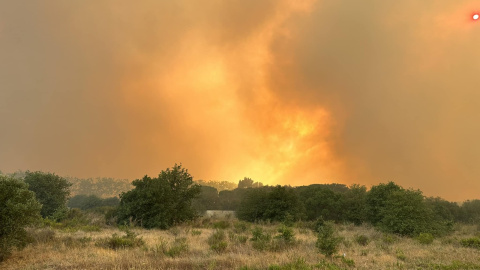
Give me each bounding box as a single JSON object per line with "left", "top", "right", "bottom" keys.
{"left": 191, "top": 229, "right": 202, "bottom": 236}
{"left": 213, "top": 220, "right": 230, "bottom": 229}
{"left": 165, "top": 237, "right": 189, "bottom": 257}
{"left": 396, "top": 249, "right": 406, "bottom": 261}
{"left": 234, "top": 221, "right": 250, "bottom": 233}
{"left": 355, "top": 234, "right": 369, "bottom": 246}
{"left": 208, "top": 230, "right": 228, "bottom": 253}
{"left": 96, "top": 229, "right": 144, "bottom": 249}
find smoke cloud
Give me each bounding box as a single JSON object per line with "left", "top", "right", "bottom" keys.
{"left": 1, "top": 0, "right": 479, "bottom": 201}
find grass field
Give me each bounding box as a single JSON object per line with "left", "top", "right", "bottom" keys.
{"left": 1, "top": 218, "right": 480, "bottom": 270}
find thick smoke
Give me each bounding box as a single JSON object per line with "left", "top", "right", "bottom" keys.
{"left": 1, "top": 0, "right": 479, "bottom": 200}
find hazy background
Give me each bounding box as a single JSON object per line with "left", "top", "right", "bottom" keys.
{"left": 1, "top": 0, "right": 480, "bottom": 201}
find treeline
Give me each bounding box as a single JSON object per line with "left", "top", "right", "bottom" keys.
{"left": 193, "top": 182, "right": 480, "bottom": 236}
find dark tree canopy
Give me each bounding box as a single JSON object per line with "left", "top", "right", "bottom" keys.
{"left": 117, "top": 164, "right": 201, "bottom": 229}
{"left": 237, "top": 185, "right": 304, "bottom": 222}
{"left": 365, "top": 182, "right": 403, "bottom": 225}
{"left": 24, "top": 171, "right": 71, "bottom": 218}
{"left": 0, "top": 175, "right": 42, "bottom": 261}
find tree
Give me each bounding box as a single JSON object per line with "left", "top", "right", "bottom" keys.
{"left": 236, "top": 188, "right": 269, "bottom": 222}
{"left": 24, "top": 171, "right": 71, "bottom": 218}
{"left": 0, "top": 175, "right": 42, "bottom": 261}
{"left": 343, "top": 184, "right": 368, "bottom": 225}
{"left": 297, "top": 185, "right": 344, "bottom": 221}
{"left": 237, "top": 186, "right": 304, "bottom": 222}
{"left": 238, "top": 177, "right": 254, "bottom": 188}
{"left": 116, "top": 164, "right": 201, "bottom": 229}
{"left": 365, "top": 182, "right": 402, "bottom": 225}
{"left": 459, "top": 200, "right": 480, "bottom": 223}
{"left": 378, "top": 189, "right": 435, "bottom": 236}
{"left": 192, "top": 186, "right": 219, "bottom": 213}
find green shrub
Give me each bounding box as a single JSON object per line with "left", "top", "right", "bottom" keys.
{"left": 316, "top": 221, "right": 341, "bottom": 258}
{"left": 460, "top": 237, "right": 480, "bottom": 249}
{"left": 250, "top": 226, "right": 272, "bottom": 251}
{"left": 276, "top": 225, "right": 295, "bottom": 243}
{"left": 208, "top": 230, "right": 228, "bottom": 253}
{"left": 355, "top": 234, "right": 369, "bottom": 246}
{"left": 417, "top": 233, "right": 434, "bottom": 245}
{"left": 96, "top": 229, "right": 144, "bottom": 249}
{"left": 396, "top": 249, "right": 407, "bottom": 261}
{"left": 0, "top": 176, "right": 42, "bottom": 261}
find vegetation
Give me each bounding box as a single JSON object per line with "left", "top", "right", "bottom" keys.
{"left": 24, "top": 171, "right": 71, "bottom": 218}
{"left": 316, "top": 221, "right": 341, "bottom": 258}
{"left": 0, "top": 175, "right": 42, "bottom": 261}
{"left": 3, "top": 165, "right": 480, "bottom": 269}
{"left": 116, "top": 164, "right": 201, "bottom": 229}
{"left": 67, "top": 194, "right": 119, "bottom": 210}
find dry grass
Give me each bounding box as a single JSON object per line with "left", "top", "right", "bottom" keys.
{"left": 1, "top": 220, "right": 480, "bottom": 270}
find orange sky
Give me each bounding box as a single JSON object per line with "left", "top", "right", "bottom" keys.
{"left": 1, "top": 0, "right": 480, "bottom": 201}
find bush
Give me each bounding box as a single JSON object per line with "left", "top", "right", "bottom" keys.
{"left": 96, "top": 229, "right": 144, "bottom": 249}
{"left": 460, "top": 237, "right": 480, "bottom": 249}
{"left": 250, "top": 227, "right": 272, "bottom": 251}
{"left": 276, "top": 225, "right": 295, "bottom": 243}
{"left": 0, "top": 175, "right": 42, "bottom": 261}
{"left": 316, "top": 221, "right": 341, "bottom": 258}
{"left": 417, "top": 233, "right": 434, "bottom": 245}
{"left": 208, "top": 230, "right": 228, "bottom": 253}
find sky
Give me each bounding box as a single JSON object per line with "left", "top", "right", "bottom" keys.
{"left": 1, "top": 0, "right": 480, "bottom": 201}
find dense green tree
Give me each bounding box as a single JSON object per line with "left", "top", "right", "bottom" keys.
{"left": 297, "top": 185, "right": 344, "bottom": 221}
{"left": 237, "top": 186, "right": 304, "bottom": 222}
{"left": 459, "top": 200, "right": 480, "bottom": 223}
{"left": 24, "top": 171, "right": 71, "bottom": 218}
{"left": 116, "top": 164, "right": 201, "bottom": 229}
{"left": 378, "top": 188, "right": 436, "bottom": 236}
{"left": 343, "top": 184, "right": 368, "bottom": 225}
{"left": 236, "top": 188, "right": 269, "bottom": 222}
{"left": 426, "top": 197, "right": 461, "bottom": 222}
{"left": 365, "top": 182, "right": 402, "bottom": 225}
{"left": 0, "top": 175, "right": 42, "bottom": 261}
